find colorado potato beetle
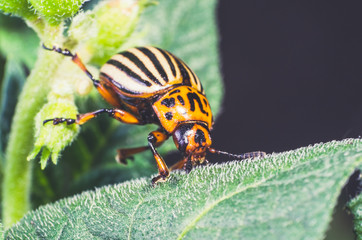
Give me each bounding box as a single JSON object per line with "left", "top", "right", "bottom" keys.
{"left": 43, "top": 45, "right": 265, "bottom": 185}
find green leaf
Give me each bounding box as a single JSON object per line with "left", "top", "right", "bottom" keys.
{"left": 348, "top": 192, "right": 362, "bottom": 239}
{"left": 6, "top": 139, "right": 362, "bottom": 239}
{"left": 67, "top": 159, "right": 155, "bottom": 196}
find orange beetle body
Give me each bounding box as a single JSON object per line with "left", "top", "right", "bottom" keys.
{"left": 153, "top": 86, "right": 212, "bottom": 133}
{"left": 43, "top": 45, "right": 264, "bottom": 185}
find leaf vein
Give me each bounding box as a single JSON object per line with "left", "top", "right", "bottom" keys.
{"left": 127, "top": 196, "right": 146, "bottom": 240}
{"left": 177, "top": 177, "right": 269, "bottom": 239}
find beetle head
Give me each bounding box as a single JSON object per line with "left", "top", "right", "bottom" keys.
{"left": 172, "top": 122, "right": 212, "bottom": 163}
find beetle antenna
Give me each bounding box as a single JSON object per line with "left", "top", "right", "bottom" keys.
{"left": 208, "top": 148, "right": 266, "bottom": 160}
{"left": 42, "top": 44, "right": 97, "bottom": 84}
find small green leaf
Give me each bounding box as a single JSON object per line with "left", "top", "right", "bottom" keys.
{"left": 348, "top": 192, "right": 362, "bottom": 239}
{"left": 0, "top": 0, "right": 36, "bottom": 19}
{"left": 28, "top": 0, "right": 85, "bottom": 25}
{"left": 6, "top": 139, "right": 362, "bottom": 239}
{"left": 28, "top": 100, "right": 79, "bottom": 169}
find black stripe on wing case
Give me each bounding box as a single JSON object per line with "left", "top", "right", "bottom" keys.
{"left": 100, "top": 72, "right": 138, "bottom": 95}
{"left": 173, "top": 57, "right": 191, "bottom": 86}
{"left": 184, "top": 63, "right": 200, "bottom": 87}
{"left": 107, "top": 59, "right": 152, "bottom": 87}
{"left": 138, "top": 47, "right": 169, "bottom": 83}
{"left": 120, "top": 51, "right": 162, "bottom": 85}
{"left": 157, "top": 48, "right": 177, "bottom": 78}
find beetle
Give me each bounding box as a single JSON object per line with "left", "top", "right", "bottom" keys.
{"left": 43, "top": 45, "right": 265, "bottom": 185}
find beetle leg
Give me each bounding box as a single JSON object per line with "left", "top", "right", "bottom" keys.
{"left": 116, "top": 146, "right": 148, "bottom": 164}
{"left": 170, "top": 156, "right": 209, "bottom": 172}
{"left": 116, "top": 130, "right": 168, "bottom": 164}
{"left": 170, "top": 158, "right": 188, "bottom": 171}
{"left": 184, "top": 156, "right": 193, "bottom": 173}
{"left": 43, "top": 44, "right": 125, "bottom": 109}
{"left": 144, "top": 131, "right": 171, "bottom": 186}
{"left": 42, "top": 44, "right": 97, "bottom": 84}
{"left": 170, "top": 156, "right": 192, "bottom": 173}
{"left": 169, "top": 156, "right": 192, "bottom": 172}
{"left": 43, "top": 108, "right": 140, "bottom": 126}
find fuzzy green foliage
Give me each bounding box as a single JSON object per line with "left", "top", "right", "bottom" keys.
{"left": 28, "top": 0, "right": 84, "bottom": 25}
{"left": 0, "top": 0, "right": 84, "bottom": 24}
{"left": 348, "top": 192, "right": 362, "bottom": 239}
{"left": 69, "top": 0, "right": 155, "bottom": 65}
{"left": 5, "top": 139, "right": 362, "bottom": 239}
{"left": 27, "top": 100, "right": 79, "bottom": 169}
{"left": 1, "top": 46, "right": 66, "bottom": 228}
{"left": 0, "top": 0, "right": 35, "bottom": 19}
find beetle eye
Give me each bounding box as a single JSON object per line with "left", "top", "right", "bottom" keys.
{"left": 194, "top": 129, "right": 206, "bottom": 146}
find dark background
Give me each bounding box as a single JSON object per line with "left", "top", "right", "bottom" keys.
{"left": 213, "top": 0, "right": 362, "bottom": 154}
{"left": 212, "top": 1, "right": 362, "bottom": 239}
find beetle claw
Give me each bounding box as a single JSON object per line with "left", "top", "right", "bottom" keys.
{"left": 115, "top": 151, "right": 135, "bottom": 165}
{"left": 43, "top": 118, "right": 76, "bottom": 126}
{"left": 43, "top": 119, "right": 53, "bottom": 125}
{"left": 151, "top": 175, "right": 168, "bottom": 187}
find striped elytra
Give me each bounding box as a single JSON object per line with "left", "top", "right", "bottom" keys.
{"left": 99, "top": 46, "right": 204, "bottom": 97}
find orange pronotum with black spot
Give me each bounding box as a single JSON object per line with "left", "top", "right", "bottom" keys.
{"left": 43, "top": 45, "right": 265, "bottom": 185}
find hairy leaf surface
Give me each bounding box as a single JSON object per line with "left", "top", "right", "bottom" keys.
{"left": 7, "top": 139, "right": 362, "bottom": 239}
{"left": 348, "top": 193, "right": 362, "bottom": 239}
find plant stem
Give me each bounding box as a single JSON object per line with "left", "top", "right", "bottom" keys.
{"left": 2, "top": 28, "right": 64, "bottom": 228}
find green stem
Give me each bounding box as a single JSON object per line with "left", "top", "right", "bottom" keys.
{"left": 2, "top": 26, "right": 64, "bottom": 228}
